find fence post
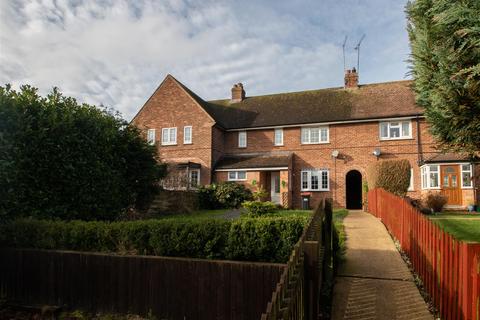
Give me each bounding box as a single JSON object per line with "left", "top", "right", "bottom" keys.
{"left": 304, "top": 240, "right": 319, "bottom": 320}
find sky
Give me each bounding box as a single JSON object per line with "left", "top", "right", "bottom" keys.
{"left": 0, "top": 0, "right": 412, "bottom": 120}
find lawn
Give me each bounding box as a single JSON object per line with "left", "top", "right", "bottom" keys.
{"left": 429, "top": 213, "right": 480, "bottom": 243}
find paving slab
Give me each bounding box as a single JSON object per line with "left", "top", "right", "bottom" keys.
{"left": 331, "top": 210, "right": 432, "bottom": 320}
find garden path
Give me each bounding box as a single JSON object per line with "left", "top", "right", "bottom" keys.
{"left": 331, "top": 210, "right": 433, "bottom": 320}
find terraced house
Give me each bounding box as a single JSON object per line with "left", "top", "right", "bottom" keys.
{"left": 132, "top": 70, "right": 479, "bottom": 209}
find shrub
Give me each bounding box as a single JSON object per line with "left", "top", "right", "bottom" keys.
{"left": 0, "top": 216, "right": 307, "bottom": 263}
{"left": 198, "top": 184, "right": 221, "bottom": 209}
{"left": 423, "top": 192, "right": 448, "bottom": 213}
{"left": 242, "top": 201, "right": 277, "bottom": 217}
{"left": 214, "top": 182, "right": 253, "bottom": 208}
{"left": 367, "top": 160, "right": 411, "bottom": 197}
{"left": 252, "top": 187, "right": 269, "bottom": 201}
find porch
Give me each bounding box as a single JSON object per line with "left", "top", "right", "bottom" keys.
{"left": 214, "top": 153, "right": 293, "bottom": 208}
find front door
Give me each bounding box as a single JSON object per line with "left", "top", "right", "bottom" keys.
{"left": 440, "top": 165, "right": 462, "bottom": 205}
{"left": 270, "top": 172, "right": 281, "bottom": 204}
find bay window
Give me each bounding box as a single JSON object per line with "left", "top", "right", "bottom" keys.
{"left": 461, "top": 164, "right": 473, "bottom": 188}
{"left": 421, "top": 165, "right": 440, "bottom": 189}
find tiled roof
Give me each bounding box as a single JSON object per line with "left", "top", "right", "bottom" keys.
{"left": 424, "top": 153, "right": 476, "bottom": 163}
{"left": 202, "top": 81, "right": 423, "bottom": 129}
{"left": 215, "top": 153, "right": 292, "bottom": 170}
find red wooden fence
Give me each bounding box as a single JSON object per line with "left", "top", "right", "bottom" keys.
{"left": 367, "top": 188, "right": 480, "bottom": 320}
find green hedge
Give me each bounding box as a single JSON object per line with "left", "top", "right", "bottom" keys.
{"left": 0, "top": 216, "right": 307, "bottom": 263}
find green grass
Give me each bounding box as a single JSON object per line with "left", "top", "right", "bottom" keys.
{"left": 429, "top": 217, "right": 480, "bottom": 243}
{"left": 333, "top": 209, "right": 348, "bottom": 262}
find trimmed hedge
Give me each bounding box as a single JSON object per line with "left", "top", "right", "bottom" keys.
{"left": 367, "top": 159, "right": 411, "bottom": 197}
{"left": 242, "top": 201, "right": 277, "bottom": 216}
{"left": 0, "top": 216, "right": 307, "bottom": 263}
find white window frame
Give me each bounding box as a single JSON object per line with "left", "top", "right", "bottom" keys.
{"left": 301, "top": 126, "right": 329, "bottom": 144}
{"left": 379, "top": 121, "right": 412, "bottom": 140}
{"left": 228, "top": 171, "right": 247, "bottom": 181}
{"left": 420, "top": 165, "right": 440, "bottom": 190}
{"left": 408, "top": 168, "right": 414, "bottom": 191}
{"left": 238, "top": 131, "right": 247, "bottom": 148}
{"left": 461, "top": 164, "right": 473, "bottom": 189}
{"left": 188, "top": 169, "right": 200, "bottom": 187}
{"left": 300, "top": 169, "right": 329, "bottom": 191}
{"left": 161, "top": 127, "right": 177, "bottom": 145}
{"left": 274, "top": 128, "right": 283, "bottom": 146}
{"left": 183, "top": 126, "right": 192, "bottom": 144}
{"left": 147, "top": 129, "right": 156, "bottom": 145}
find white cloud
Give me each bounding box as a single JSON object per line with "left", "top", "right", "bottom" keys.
{"left": 0, "top": 0, "right": 410, "bottom": 120}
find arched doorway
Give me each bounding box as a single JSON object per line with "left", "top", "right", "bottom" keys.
{"left": 346, "top": 170, "right": 362, "bottom": 209}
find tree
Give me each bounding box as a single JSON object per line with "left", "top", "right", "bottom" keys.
{"left": 0, "top": 85, "right": 165, "bottom": 221}
{"left": 406, "top": 0, "right": 480, "bottom": 153}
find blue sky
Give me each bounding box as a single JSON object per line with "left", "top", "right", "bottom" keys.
{"left": 0, "top": 0, "right": 411, "bottom": 120}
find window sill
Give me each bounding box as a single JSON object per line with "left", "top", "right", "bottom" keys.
{"left": 300, "top": 189, "right": 329, "bottom": 192}
{"left": 228, "top": 179, "right": 247, "bottom": 182}
{"left": 183, "top": 142, "right": 193, "bottom": 145}
{"left": 379, "top": 137, "right": 413, "bottom": 141}
{"left": 461, "top": 186, "right": 473, "bottom": 189}
{"left": 161, "top": 143, "right": 177, "bottom": 146}
{"left": 300, "top": 142, "right": 330, "bottom": 145}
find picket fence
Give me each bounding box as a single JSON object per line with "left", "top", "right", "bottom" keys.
{"left": 368, "top": 188, "right": 480, "bottom": 320}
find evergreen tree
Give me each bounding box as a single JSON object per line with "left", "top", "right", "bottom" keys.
{"left": 406, "top": 0, "right": 480, "bottom": 153}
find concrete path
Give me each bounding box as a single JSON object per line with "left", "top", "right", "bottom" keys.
{"left": 331, "top": 210, "right": 433, "bottom": 320}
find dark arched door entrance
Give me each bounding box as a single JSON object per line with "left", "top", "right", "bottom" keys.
{"left": 346, "top": 170, "right": 362, "bottom": 209}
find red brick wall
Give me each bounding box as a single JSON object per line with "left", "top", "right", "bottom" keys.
{"left": 131, "top": 76, "right": 216, "bottom": 185}
{"left": 221, "top": 119, "right": 440, "bottom": 208}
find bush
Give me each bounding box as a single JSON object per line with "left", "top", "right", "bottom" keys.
{"left": 0, "top": 216, "right": 307, "bottom": 263}
{"left": 367, "top": 160, "right": 411, "bottom": 196}
{"left": 0, "top": 85, "right": 165, "bottom": 221}
{"left": 198, "top": 184, "right": 221, "bottom": 209}
{"left": 214, "top": 182, "right": 253, "bottom": 208}
{"left": 423, "top": 192, "right": 448, "bottom": 213}
{"left": 242, "top": 201, "right": 277, "bottom": 216}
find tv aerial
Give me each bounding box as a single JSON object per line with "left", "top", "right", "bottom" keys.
{"left": 354, "top": 34, "right": 366, "bottom": 74}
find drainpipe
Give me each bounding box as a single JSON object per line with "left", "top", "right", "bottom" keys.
{"left": 416, "top": 116, "right": 423, "bottom": 165}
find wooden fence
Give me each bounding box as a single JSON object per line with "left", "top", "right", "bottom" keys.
{"left": 368, "top": 188, "right": 480, "bottom": 320}
{"left": 0, "top": 249, "right": 285, "bottom": 320}
{"left": 261, "top": 197, "right": 333, "bottom": 320}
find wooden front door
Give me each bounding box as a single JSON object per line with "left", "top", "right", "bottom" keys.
{"left": 440, "top": 165, "right": 462, "bottom": 205}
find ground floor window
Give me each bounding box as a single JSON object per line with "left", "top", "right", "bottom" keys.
{"left": 189, "top": 169, "right": 200, "bottom": 188}
{"left": 301, "top": 169, "right": 329, "bottom": 191}
{"left": 461, "top": 164, "right": 473, "bottom": 188}
{"left": 228, "top": 171, "right": 247, "bottom": 181}
{"left": 421, "top": 165, "right": 440, "bottom": 189}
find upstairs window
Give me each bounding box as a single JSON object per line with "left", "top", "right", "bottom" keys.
{"left": 184, "top": 126, "right": 192, "bottom": 144}
{"left": 162, "top": 127, "right": 177, "bottom": 145}
{"left": 379, "top": 121, "right": 412, "bottom": 140}
{"left": 238, "top": 131, "right": 247, "bottom": 148}
{"left": 301, "top": 126, "right": 329, "bottom": 144}
{"left": 421, "top": 165, "right": 439, "bottom": 189}
{"left": 274, "top": 128, "right": 283, "bottom": 146}
{"left": 147, "top": 129, "right": 156, "bottom": 145}
{"left": 228, "top": 171, "right": 247, "bottom": 181}
{"left": 461, "top": 164, "right": 473, "bottom": 188}
{"left": 301, "top": 169, "right": 329, "bottom": 191}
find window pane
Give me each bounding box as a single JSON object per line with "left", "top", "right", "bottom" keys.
{"left": 239, "top": 132, "right": 246, "bottom": 147}
{"left": 380, "top": 123, "right": 389, "bottom": 138}
{"left": 274, "top": 175, "right": 280, "bottom": 193}
{"left": 390, "top": 126, "right": 400, "bottom": 138}
{"left": 451, "top": 175, "right": 457, "bottom": 187}
{"left": 237, "top": 171, "right": 246, "bottom": 179}
{"left": 320, "top": 127, "right": 328, "bottom": 142}
{"left": 301, "top": 128, "right": 308, "bottom": 143}
{"left": 274, "top": 129, "right": 283, "bottom": 145}
{"left": 321, "top": 171, "right": 328, "bottom": 189}
{"left": 184, "top": 127, "right": 192, "bottom": 143}
{"left": 430, "top": 172, "right": 439, "bottom": 188}
{"left": 462, "top": 164, "right": 471, "bottom": 172}
{"left": 311, "top": 174, "right": 319, "bottom": 190}
{"left": 462, "top": 172, "right": 472, "bottom": 187}
{"left": 229, "top": 172, "right": 236, "bottom": 180}
{"left": 430, "top": 165, "right": 438, "bottom": 172}
{"left": 170, "top": 128, "right": 176, "bottom": 142}
{"left": 301, "top": 172, "right": 308, "bottom": 189}
{"left": 401, "top": 122, "right": 410, "bottom": 137}
{"left": 443, "top": 175, "right": 449, "bottom": 187}
{"left": 162, "top": 129, "right": 168, "bottom": 143}
{"left": 310, "top": 128, "right": 319, "bottom": 143}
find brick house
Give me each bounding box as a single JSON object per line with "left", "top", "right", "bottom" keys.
{"left": 131, "top": 71, "right": 479, "bottom": 209}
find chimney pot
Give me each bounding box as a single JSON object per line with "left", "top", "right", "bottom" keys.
{"left": 231, "top": 83, "right": 245, "bottom": 103}
{"left": 344, "top": 68, "right": 359, "bottom": 89}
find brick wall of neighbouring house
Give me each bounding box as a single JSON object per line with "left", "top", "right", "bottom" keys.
{"left": 223, "top": 118, "right": 439, "bottom": 208}
{"left": 131, "top": 76, "right": 216, "bottom": 185}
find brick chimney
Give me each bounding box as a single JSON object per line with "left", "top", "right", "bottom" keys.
{"left": 231, "top": 83, "right": 245, "bottom": 103}
{"left": 344, "top": 68, "right": 359, "bottom": 89}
